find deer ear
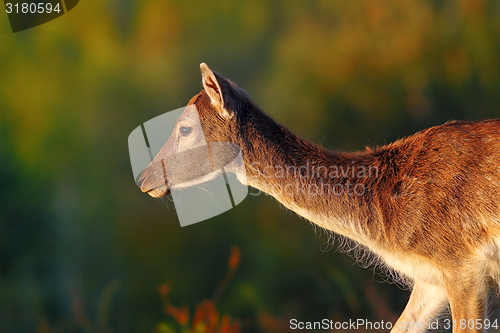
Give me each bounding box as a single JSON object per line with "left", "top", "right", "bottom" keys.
{"left": 200, "top": 63, "right": 232, "bottom": 119}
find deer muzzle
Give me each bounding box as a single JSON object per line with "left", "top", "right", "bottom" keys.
{"left": 136, "top": 143, "right": 240, "bottom": 198}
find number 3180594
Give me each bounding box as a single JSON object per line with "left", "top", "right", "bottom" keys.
{"left": 5, "top": 2, "right": 61, "bottom": 14}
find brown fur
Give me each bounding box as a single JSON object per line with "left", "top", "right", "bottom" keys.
{"left": 138, "top": 63, "right": 500, "bottom": 332}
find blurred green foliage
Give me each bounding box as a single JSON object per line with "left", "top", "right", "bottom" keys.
{"left": 1, "top": 0, "right": 500, "bottom": 332}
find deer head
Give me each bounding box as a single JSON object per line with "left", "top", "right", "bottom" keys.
{"left": 136, "top": 63, "right": 249, "bottom": 198}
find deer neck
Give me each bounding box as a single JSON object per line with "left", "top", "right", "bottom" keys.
{"left": 237, "top": 109, "right": 381, "bottom": 243}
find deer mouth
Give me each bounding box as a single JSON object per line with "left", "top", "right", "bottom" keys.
{"left": 136, "top": 172, "right": 171, "bottom": 198}
{"left": 145, "top": 187, "right": 171, "bottom": 198}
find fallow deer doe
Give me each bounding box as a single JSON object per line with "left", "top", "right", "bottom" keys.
{"left": 137, "top": 63, "right": 500, "bottom": 332}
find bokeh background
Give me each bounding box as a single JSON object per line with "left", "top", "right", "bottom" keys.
{"left": 1, "top": 0, "right": 500, "bottom": 332}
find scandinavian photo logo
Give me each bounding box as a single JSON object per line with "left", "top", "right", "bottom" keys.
{"left": 128, "top": 106, "right": 248, "bottom": 227}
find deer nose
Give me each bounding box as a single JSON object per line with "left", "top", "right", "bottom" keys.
{"left": 136, "top": 172, "right": 148, "bottom": 191}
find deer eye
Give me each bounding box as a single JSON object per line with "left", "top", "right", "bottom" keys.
{"left": 179, "top": 126, "right": 192, "bottom": 137}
